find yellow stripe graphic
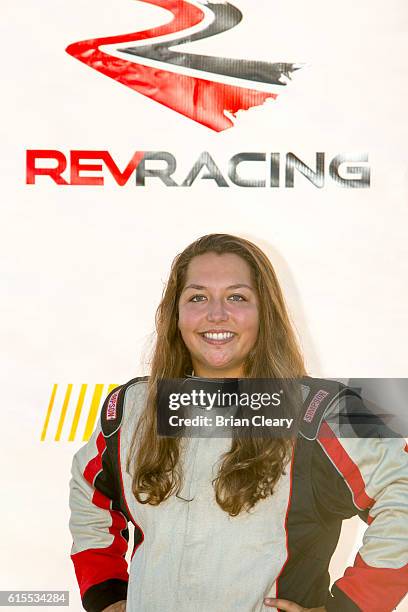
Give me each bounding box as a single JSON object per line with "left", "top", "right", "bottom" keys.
{"left": 42, "top": 382, "right": 121, "bottom": 441}
{"left": 55, "top": 384, "right": 73, "bottom": 441}
{"left": 68, "top": 384, "right": 88, "bottom": 442}
{"left": 83, "top": 384, "right": 104, "bottom": 441}
{"left": 41, "top": 384, "right": 58, "bottom": 441}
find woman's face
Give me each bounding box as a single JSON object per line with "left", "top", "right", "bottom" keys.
{"left": 178, "top": 252, "right": 259, "bottom": 378}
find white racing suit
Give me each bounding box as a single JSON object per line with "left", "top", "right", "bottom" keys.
{"left": 69, "top": 377, "right": 408, "bottom": 611}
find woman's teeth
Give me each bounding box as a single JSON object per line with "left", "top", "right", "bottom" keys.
{"left": 202, "top": 332, "right": 234, "bottom": 341}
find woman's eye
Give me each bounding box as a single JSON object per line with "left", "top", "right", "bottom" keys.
{"left": 228, "top": 294, "right": 246, "bottom": 302}
{"left": 190, "top": 295, "right": 207, "bottom": 302}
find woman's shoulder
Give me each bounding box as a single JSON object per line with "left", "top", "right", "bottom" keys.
{"left": 300, "top": 376, "right": 402, "bottom": 441}
{"left": 299, "top": 377, "right": 354, "bottom": 441}
{"left": 100, "top": 376, "right": 149, "bottom": 438}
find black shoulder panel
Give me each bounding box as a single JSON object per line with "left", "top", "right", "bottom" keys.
{"left": 299, "top": 377, "right": 361, "bottom": 441}
{"left": 100, "top": 385, "right": 124, "bottom": 438}
{"left": 101, "top": 376, "right": 149, "bottom": 438}
{"left": 100, "top": 377, "right": 148, "bottom": 543}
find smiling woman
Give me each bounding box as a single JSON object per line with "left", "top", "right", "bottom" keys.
{"left": 69, "top": 234, "right": 408, "bottom": 612}
{"left": 178, "top": 251, "right": 260, "bottom": 378}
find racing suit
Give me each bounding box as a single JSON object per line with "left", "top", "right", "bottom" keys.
{"left": 69, "top": 377, "right": 408, "bottom": 612}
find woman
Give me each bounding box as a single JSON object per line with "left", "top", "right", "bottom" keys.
{"left": 69, "top": 234, "right": 408, "bottom": 612}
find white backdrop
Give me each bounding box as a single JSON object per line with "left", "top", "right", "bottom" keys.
{"left": 1, "top": 0, "right": 407, "bottom": 609}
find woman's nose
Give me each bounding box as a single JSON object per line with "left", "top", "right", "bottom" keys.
{"left": 207, "top": 299, "right": 228, "bottom": 322}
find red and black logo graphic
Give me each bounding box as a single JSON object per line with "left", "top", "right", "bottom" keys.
{"left": 66, "top": 0, "right": 300, "bottom": 131}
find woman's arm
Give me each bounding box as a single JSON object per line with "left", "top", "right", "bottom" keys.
{"left": 314, "top": 393, "right": 408, "bottom": 611}
{"left": 69, "top": 387, "right": 129, "bottom": 612}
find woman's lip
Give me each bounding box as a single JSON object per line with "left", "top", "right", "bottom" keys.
{"left": 199, "top": 330, "right": 236, "bottom": 334}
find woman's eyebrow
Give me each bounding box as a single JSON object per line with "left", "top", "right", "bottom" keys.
{"left": 227, "top": 284, "right": 254, "bottom": 290}
{"left": 183, "top": 283, "right": 254, "bottom": 291}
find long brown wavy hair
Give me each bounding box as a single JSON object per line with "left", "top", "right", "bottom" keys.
{"left": 126, "top": 234, "right": 306, "bottom": 516}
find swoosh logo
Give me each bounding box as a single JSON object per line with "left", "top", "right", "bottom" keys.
{"left": 66, "top": 0, "right": 300, "bottom": 132}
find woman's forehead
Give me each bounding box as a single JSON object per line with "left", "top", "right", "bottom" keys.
{"left": 184, "top": 252, "right": 253, "bottom": 285}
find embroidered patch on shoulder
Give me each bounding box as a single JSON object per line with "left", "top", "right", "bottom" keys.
{"left": 303, "top": 389, "right": 330, "bottom": 423}
{"left": 106, "top": 390, "right": 120, "bottom": 420}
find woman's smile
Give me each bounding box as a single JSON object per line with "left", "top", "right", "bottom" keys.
{"left": 199, "top": 330, "right": 237, "bottom": 345}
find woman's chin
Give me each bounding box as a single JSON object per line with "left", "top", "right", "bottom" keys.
{"left": 198, "top": 359, "right": 243, "bottom": 378}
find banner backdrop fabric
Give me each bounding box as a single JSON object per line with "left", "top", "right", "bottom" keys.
{"left": 2, "top": 0, "right": 408, "bottom": 609}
